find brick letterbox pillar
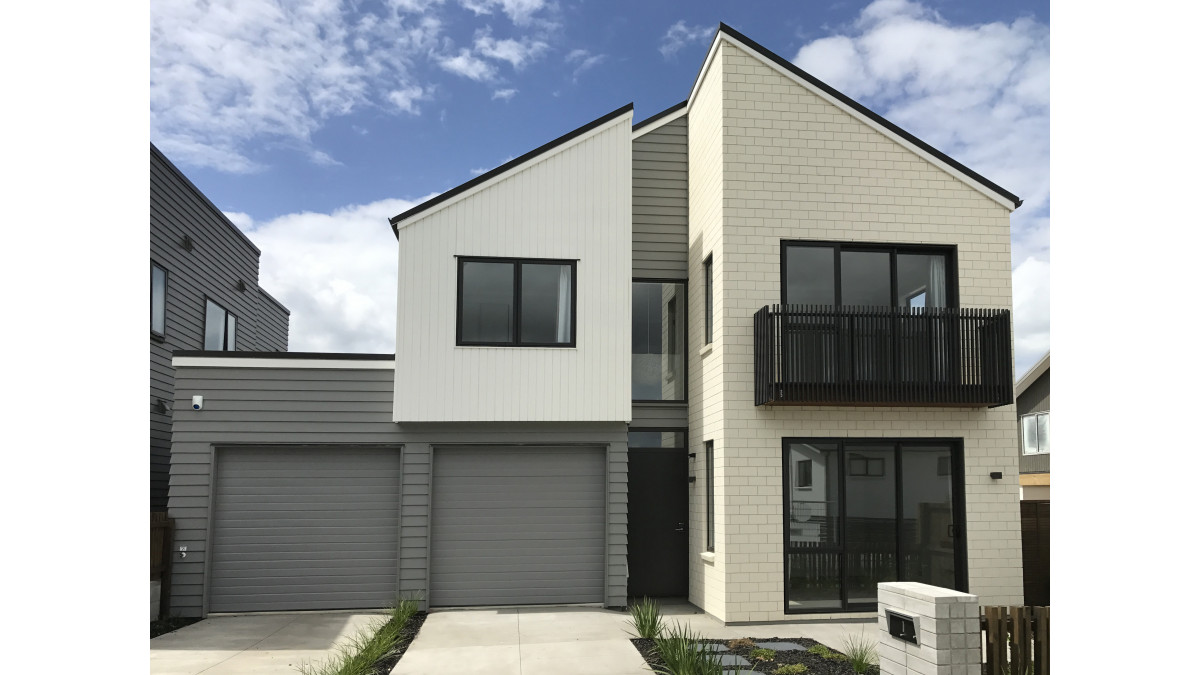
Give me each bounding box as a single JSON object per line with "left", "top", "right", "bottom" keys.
{"left": 877, "top": 581, "right": 981, "bottom": 675}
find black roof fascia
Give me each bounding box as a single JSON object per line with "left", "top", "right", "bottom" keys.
{"left": 389, "top": 102, "right": 635, "bottom": 237}
{"left": 633, "top": 100, "right": 687, "bottom": 131}
{"left": 256, "top": 287, "right": 291, "bottom": 315}
{"left": 150, "top": 143, "right": 264, "bottom": 254}
{"left": 711, "top": 23, "right": 1023, "bottom": 209}
{"left": 173, "top": 350, "right": 394, "bottom": 360}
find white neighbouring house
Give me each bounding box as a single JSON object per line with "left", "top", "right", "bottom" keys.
{"left": 165, "top": 23, "right": 1023, "bottom": 622}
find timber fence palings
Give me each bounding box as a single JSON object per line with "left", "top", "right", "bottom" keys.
{"left": 980, "top": 605, "right": 1049, "bottom": 675}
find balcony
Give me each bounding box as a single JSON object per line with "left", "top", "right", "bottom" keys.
{"left": 753, "top": 305, "right": 1013, "bottom": 407}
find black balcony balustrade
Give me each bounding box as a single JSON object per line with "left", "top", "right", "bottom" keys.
{"left": 753, "top": 305, "right": 1013, "bottom": 407}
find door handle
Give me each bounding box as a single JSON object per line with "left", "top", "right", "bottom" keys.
{"left": 675, "top": 522, "right": 685, "bottom": 532}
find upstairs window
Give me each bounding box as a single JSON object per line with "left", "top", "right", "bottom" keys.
{"left": 632, "top": 281, "right": 686, "bottom": 401}
{"left": 457, "top": 256, "right": 576, "bottom": 347}
{"left": 705, "top": 440, "right": 715, "bottom": 552}
{"left": 204, "top": 299, "right": 237, "bottom": 351}
{"left": 783, "top": 242, "right": 956, "bottom": 309}
{"left": 1022, "top": 412, "right": 1050, "bottom": 455}
{"left": 151, "top": 263, "right": 167, "bottom": 336}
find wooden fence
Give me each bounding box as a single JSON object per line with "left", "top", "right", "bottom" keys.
{"left": 151, "top": 511, "right": 174, "bottom": 620}
{"left": 980, "top": 605, "right": 1049, "bottom": 675}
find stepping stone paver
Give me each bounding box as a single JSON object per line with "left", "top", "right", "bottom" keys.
{"left": 717, "top": 653, "right": 751, "bottom": 667}
{"left": 755, "top": 641, "right": 805, "bottom": 651}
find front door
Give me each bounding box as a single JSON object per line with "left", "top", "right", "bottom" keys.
{"left": 628, "top": 431, "right": 689, "bottom": 598}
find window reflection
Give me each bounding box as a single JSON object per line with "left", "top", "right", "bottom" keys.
{"left": 632, "top": 282, "right": 686, "bottom": 400}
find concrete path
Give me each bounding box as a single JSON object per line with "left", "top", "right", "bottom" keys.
{"left": 391, "top": 603, "right": 879, "bottom": 675}
{"left": 150, "top": 611, "right": 388, "bottom": 675}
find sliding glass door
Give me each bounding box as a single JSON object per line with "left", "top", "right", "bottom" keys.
{"left": 783, "top": 438, "right": 964, "bottom": 613}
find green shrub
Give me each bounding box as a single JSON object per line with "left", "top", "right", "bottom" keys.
{"left": 295, "top": 596, "right": 421, "bottom": 675}
{"left": 652, "top": 621, "right": 723, "bottom": 675}
{"left": 841, "top": 631, "right": 878, "bottom": 674}
{"left": 772, "top": 665, "right": 808, "bottom": 675}
{"left": 808, "top": 644, "right": 848, "bottom": 661}
{"left": 750, "top": 648, "right": 776, "bottom": 662}
{"left": 627, "top": 597, "right": 666, "bottom": 639}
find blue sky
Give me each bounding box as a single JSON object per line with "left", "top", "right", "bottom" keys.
{"left": 150, "top": 0, "right": 1050, "bottom": 373}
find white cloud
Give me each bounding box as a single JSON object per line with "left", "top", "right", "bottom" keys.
{"left": 388, "top": 85, "right": 429, "bottom": 114}
{"left": 566, "top": 48, "right": 606, "bottom": 81}
{"left": 793, "top": 0, "right": 1050, "bottom": 366}
{"left": 660, "top": 20, "right": 713, "bottom": 59}
{"left": 459, "top": 0, "right": 547, "bottom": 26}
{"left": 492, "top": 88, "right": 518, "bottom": 101}
{"left": 439, "top": 48, "right": 499, "bottom": 81}
{"left": 231, "top": 196, "right": 438, "bottom": 353}
{"left": 475, "top": 34, "right": 548, "bottom": 69}
{"left": 1012, "top": 256, "right": 1050, "bottom": 375}
{"left": 151, "top": 0, "right": 440, "bottom": 172}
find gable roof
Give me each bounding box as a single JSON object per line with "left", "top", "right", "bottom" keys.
{"left": 1015, "top": 351, "right": 1050, "bottom": 398}
{"left": 693, "top": 23, "right": 1022, "bottom": 211}
{"left": 389, "top": 103, "right": 633, "bottom": 236}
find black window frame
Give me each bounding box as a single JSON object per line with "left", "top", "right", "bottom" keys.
{"left": 455, "top": 255, "right": 578, "bottom": 348}
{"left": 705, "top": 440, "right": 715, "bottom": 553}
{"left": 781, "top": 436, "right": 968, "bottom": 614}
{"left": 631, "top": 278, "right": 689, "bottom": 404}
{"left": 151, "top": 262, "right": 168, "bottom": 339}
{"left": 780, "top": 240, "right": 959, "bottom": 309}
{"left": 703, "top": 254, "right": 713, "bottom": 344}
{"left": 203, "top": 297, "right": 238, "bottom": 351}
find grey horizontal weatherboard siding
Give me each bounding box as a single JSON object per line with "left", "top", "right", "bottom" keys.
{"left": 151, "top": 145, "right": 289, "bottom": 510}
{"left": 1017, "top": 369, "right": 1050, "bottom": 474}
{"left": 167, "top": 362, "right": 628, "bottom": 616}
{"left": 633, "top": 117, "right": 688, "bottom": 279}
{"left": 631, "top": 402, "right": 688, "bottom": 429}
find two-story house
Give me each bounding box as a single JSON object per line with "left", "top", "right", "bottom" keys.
{"left": 151, "top": 143, "right": 290, "bottom": 511}
{"left": 1014, "top": 351, "right": 1049, "bottom": 606}
{"left": 164, "top": 24, "right": 1024, "bottom": 621}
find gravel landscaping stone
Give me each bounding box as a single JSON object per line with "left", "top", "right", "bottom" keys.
{"left": 631, "top": 635, "right": 879, "bottom": 675}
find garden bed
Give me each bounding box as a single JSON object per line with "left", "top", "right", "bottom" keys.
{"left": 150, "top": 616, "right": 202, "bottom": 638}
{"left": 630, "top": 635, "right": 880, "bottom": 675}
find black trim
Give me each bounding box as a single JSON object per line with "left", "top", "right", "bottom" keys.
{"left": 707, "top": 23, "right": 1022, "bottom": 209}
{"left": 632, "top": 100, "right": 686, "bottom": 132}
{"left": 781, "top": 437, "right": 968, "bottom": 615}
{"left": 172, "top": 350, "right": 395, "bottom": 359}
{"left": 455, "top": 256, "right": 578, "bottom": 348}
{"left": 631, "top": 278, "right": 689, "bottom": 404}
{"left": 780, "top": 239, "right": 959, "bottom": 309}
{"left": 389, "top": 103, "right": 635, "bottom": 235}
{"left": 257, "top": 286, "right": 291, "bottom": 315}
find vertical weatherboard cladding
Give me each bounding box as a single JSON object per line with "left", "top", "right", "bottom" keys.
{"left": 150, "top": 145, "right": 289, "bottom": 510}
{"left": 167, "top": 359, "right": 629, "bottom": 616}
{"left": 633, "top": 116, "right": 689, "bottom": 279}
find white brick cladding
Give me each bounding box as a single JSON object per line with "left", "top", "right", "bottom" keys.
{"left": 687, "top": 40, "right": 1022, "bottom": 623}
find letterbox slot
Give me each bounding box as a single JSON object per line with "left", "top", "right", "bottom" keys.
{"left": 885, "top": 609, "right": 919, "bottom": 645}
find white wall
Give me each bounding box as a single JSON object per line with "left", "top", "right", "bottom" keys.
{"left": 393, "top": 114, "right": 633, "bottom": 422}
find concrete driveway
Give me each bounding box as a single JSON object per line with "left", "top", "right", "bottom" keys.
{"left": 150, "top": 612, "right": 388, "bottom": 675}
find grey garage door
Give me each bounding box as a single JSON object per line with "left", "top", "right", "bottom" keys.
{"left": 208, "top": 446, "right": 401, "bottom": 613}
{"left": 430, "top": 446, "right": 606, "bottom": 606}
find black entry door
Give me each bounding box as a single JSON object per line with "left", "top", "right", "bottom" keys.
{"left": 628, "top": 446, "right": 689, "bottom": 597}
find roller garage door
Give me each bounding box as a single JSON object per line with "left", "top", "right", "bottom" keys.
{"left": 430, "top": 446, "right": 606, "bottom": 606}
{"left": 208, "top": 446, "right": 401, "bottom": 613}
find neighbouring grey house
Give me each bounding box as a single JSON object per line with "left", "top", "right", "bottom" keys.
{"left": 151, "top": 144, "right": 289, "bottom": 510}
{"left": 1015, "top": 351, "right": 1050, "bottom": 500}
{"left": 166, "top": 24, "right": 1024, "bottom": 621}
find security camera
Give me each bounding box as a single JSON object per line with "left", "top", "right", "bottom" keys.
{"left": 192, "top": 395, "right": 204, "bottom": 411}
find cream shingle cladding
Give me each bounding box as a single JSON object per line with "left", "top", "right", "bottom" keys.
{"left": 687, "top": 39, "right": 1022, "bottom": 623}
